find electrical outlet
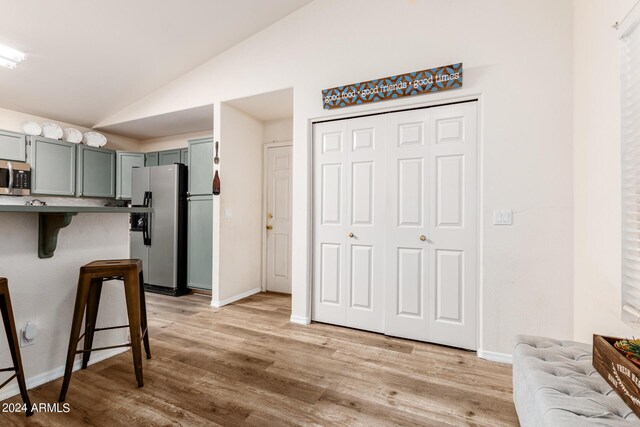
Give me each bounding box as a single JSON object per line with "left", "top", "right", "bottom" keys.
{"left": 20, "top": 322, "right": 37, "bottom": 347}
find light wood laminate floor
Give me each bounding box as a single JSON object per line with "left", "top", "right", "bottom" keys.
{"left": 2, "top": 292, "right": 519, "bottom": 426}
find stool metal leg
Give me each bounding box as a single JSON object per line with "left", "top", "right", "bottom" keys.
{"left": 82, "top": 279, "right": 103, "bottom": 369}
{"left": 123, "top": 271, "right": 144, "bottom": 387}
{"left": 59, "top": 273, "right": 92, "bottom": 402}
{"left": 0, "top": 293, "right": 33, "bottom": 416}
{"left": 138, "top": 271, "right": 151, "bottom": 360}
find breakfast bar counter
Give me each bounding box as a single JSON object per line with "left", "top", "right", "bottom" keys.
{"left": 0, "top": 206, "right": 152, "bottom": 258}
{"left": 0, "top": 205, "right": 152, "bottom": 213}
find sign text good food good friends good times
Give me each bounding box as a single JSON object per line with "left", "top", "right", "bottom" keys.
{"left": 322, "top": 63, "right": 463, "bottom": 110}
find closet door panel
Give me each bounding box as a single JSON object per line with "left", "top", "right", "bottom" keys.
{"left": 427, "top": 102, "right": 478, "bottom": 350}
{"left": 313, "top": 121, "right": 348, "bottom": 325}
{"left": 344, "top": 116, "right": 385, "bottom": 332}
{"left": 385, "top": 109, "right": 431, "bottom": 341}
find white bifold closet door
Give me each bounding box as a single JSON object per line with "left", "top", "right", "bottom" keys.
{"left": 385, "top": 103, "right": 477, "bottom": 349}
{"left": 313, "top": 115, "right": 386, "bottom": 332}
{"left": 313, "top": 102, "right": 477, "bottom": 350}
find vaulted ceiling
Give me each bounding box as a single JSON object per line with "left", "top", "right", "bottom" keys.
{"left": 0, "top": 0, "right": 311, "bottom": 130}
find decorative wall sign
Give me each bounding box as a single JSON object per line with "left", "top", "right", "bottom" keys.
{"left": 322, "top": 63, "right": 463, "bottom": 110}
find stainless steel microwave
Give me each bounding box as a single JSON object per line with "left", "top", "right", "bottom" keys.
{"left": 0, "top": 160, "right": 31, "bottom": 196}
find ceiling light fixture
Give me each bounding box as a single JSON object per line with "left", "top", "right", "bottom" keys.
{"left": 0, "top": 57, "right": 17, "bottom": 70}
{"left": 0, "top": 44, "right": 26, "bottom": 69}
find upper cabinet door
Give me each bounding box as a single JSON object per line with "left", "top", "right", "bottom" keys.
{"left": 29, "top": 136, "right": 76, "bottom": 196}
{"left": 188, "top": 137, "right": 213, "bottom": 195}
{"left": 180, "top": 148, "right": 189, "bottom": 166}
{"left": 158, "top": 149, "right": 181, "bottom": 166}
{"left": 145, "top": 152, "right": 159, "bottom": 166}
{"left": 76, "top": 145, "right": 116, "bottom": 198}
{"left": 0, "top": 130, "right": 26, "bottom": 162}
{"left": 116, "top": 152, "right": 145, "bottom": 200}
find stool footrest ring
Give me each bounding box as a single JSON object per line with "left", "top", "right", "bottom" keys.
{"left": 75, "top": 343, "right": 132, "bottom": 354}
{"left": 94, "top": 324, "right": 129, "bottom": 332}
{"left": 0, "top": 373, "right": 18, "bottom": 390}
{"left": 99, "top": 276, "right": 124, "bottom": 282}
{"left": 0, "top": 367, "right": 16, "bottom": 373}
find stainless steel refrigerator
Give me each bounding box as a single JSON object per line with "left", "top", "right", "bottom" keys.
{"left": 130, "top": 164, "right": 188, "bottom": 296}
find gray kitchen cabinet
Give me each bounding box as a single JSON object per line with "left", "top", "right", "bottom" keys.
{"left": 116, "top": 152, "right": 145, "bottom": 200}
{"left": 158, "top": 149, "right": 181, "bottom": 166}
{"left": 0, "top": 130, "right": 26, "bottom": 162}
{"left": 28, "top": 136, "right": 76, "bottom": 196}
{"left": 187, "top": 195, "right": 213, "bottom": 291}
{"left": 188, "top": 137, "right": 213, "bottom": 195}
{"left": 76, "top": 145, "right": 116, "bottom": 198}
{"left": 180, "top": 148, "right": 189, "bottom": 166}
{"left": 145, "top": 152, "right": 159, "bottom": 166}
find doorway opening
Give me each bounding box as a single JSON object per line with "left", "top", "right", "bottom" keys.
{"left": 215, "top": 88, "right": 293, "bottom": 306}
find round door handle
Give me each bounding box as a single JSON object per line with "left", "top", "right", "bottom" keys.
{"left": 266, "top": 225, "right": 273, "bottom": 230}
{"left": 348, "top": 232, "right": 354, "bottom": 238}
{"left": 420, "top": 235, "right": 427, "bottom": 241}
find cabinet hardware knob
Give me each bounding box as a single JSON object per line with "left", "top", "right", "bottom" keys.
{"left": 266, "top": 225, "right": 273, "bottom": 230}
{"left": 348, "top": 232, "right": 354, "bottom": 238}
{"left": 420, "top": 235, "right": 427, "bottom": 241}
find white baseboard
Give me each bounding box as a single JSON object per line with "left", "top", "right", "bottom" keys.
{"left": 290, "top": 315, "right": 311, "bottom": 325}
{"left": 0, "top": 347, "right": 128, "bottom": 401}
{"left": 477, "top": 349, "right": 512, "bottom": 364}
{"left": 211, "top": 287, "right": 262, "bottom": 308}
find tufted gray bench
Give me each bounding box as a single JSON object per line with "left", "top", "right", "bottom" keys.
{"left": 513, "top": 335, "right": 640, "bottom": 426}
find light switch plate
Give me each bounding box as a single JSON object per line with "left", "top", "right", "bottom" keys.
{"left": 224, "top": 208, "right": 232, "bottom": 219}
{"left": 493, "top": 209, "right": 513, "bottom": 225}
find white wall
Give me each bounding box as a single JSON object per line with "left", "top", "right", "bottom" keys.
{"left": 572, "top": 0, "right": 640, "bottom": 342}
{"left": 0, "top": 107, "right": 140, "bottom": 151}
{"left": 96, "top": 0, "right": 575, "bottom": 355}
{"left": 263, "top": 117, "right": 293, "bottom": 143}
{"left": 139, "top": 130, "right": 212, "bottom": 153}
{"left": 216, "top": 103, "right": 264, "bottom": 303}
{"left": 0, "top": 213, "right": 130, "bottom": 400}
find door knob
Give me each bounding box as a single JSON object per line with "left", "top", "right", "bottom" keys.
{"left": 348, "top": 232, "right": 354, "bottom": 238}
{"left": 266, "top": 225, "right": 273, "bottom": 230}
{"left": 419, "top": 235, "right": 427, "bottom": 241}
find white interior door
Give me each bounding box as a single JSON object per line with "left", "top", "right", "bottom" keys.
{"left": 312, "top": 116, "right": 386, "bottom": 332}
{"left": 384, "top": 109, "right": 431, "bottom": 342}
{"left": 427, "top": 103, "right": 477, "bottom": 349}
{"left": 313, "top": 121, "right": 347, "bottom": 324}
{"left": 312, "top": 102, "right": 478, "bottom": 350}
{"left": 344, "top": 116, "right": 386, "bottom": 332}
{"left": 265, "top": 145, "right": 293, "bottom": 293}
{"left": 385, "top": 103, "right": 478, "bottom": 350}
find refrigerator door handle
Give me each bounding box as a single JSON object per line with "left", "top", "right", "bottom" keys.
{"left": 142, "top": 190, "right": 152, "bottom": 246}
{"left": 142, "top": 215, "right": 147, "bottom": 245}
{"left": 143, "top": 191, "right": 152, "bottom": 207}
{"left": 147, "top": 213, "right": 152, "bottom": 246}
{"left": 143, "top": 213, "right": 152, "bottom": 246}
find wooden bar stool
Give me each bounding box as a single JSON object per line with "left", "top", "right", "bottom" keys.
{"left": 0, "top": 278, "right": 33, "bottom": 416}
{"left": 58, "top": 259, "right": 151, "bottom": 402}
